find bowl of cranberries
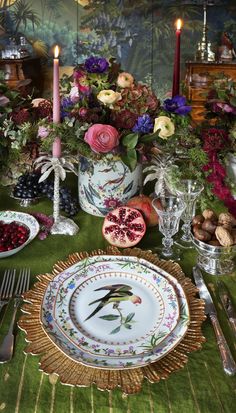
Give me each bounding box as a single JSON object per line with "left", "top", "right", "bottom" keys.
{"left": 0, "top": 211, "right": 40, "bottom": 258}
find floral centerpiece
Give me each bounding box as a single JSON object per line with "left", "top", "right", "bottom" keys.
{"left": 0, "top": 72, "right": 52, "bottom": 185}
{"left": 1, "top": 55, "right": 193, "bottom": 216}
{"left": 35, "top": 56, "right": 192, "bottom": 215}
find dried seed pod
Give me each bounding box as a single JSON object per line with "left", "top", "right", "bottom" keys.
{"left": 202, "top": 219, "right": 217, "bottom": 234}
{"left": 192, "top": 215, "right": 204, "bottom": 226}
{"left": 202, "top": 209, "right": 218, "bottom": 221}
{"left": 215, "top": 226, "right": 234, "bottom": 247}
{"left": 218, "top": 212, "right": 236, "bottom": 228}
{"left": 193, "top": 228, "right": 212, "bottom": 242}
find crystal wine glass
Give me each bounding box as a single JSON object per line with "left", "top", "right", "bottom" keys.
{"left": 175, "top": 180, "right": 204, "bottom": 245}
{"left": 152, "top": 196, "right": 185, "bottom": 259}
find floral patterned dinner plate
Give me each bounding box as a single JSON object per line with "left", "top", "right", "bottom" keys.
{"left": 41, "top": 255, "right": 190, "bottom": 369}
{"left": 53, "top": 257, "right": 179, "bottom": 358}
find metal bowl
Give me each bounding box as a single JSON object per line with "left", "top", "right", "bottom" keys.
{"left": 191, "top": 234, "right": 236, "bottom": 275}
{"left": 10, "top": 191, "right": 42, "bottom": 207}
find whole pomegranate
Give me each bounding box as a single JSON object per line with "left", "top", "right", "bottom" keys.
{"left": 126, "top": 194, "right": 159, "bottom": 227}
{"left": 102, "top": 206, "right": 146, "bottom": 248}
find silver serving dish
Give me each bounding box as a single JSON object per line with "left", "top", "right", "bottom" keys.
{"left": 191, "top": 234, "right": 236, "bottom": 276}
{"left": 10, "top": 191, "right": 42, "bottom": 207}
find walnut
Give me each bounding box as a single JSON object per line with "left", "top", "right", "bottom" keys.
{"left": 218, "top": 212, "right": 236, "bottom": 228}
{"left": 192, "top": 215, "right": 204, "bottom": 226}
{"left": 193, "top": 228, "right": 212, "bottom": 242}
{"left": 202, "top": 209, "right": 218, "bottom": 221}
{"left": 202, "top": 219, "right": 217, "bottom": 234}
{"left": 215, "top": 226, "right": 234, "bottom": 247}
{"left": 231, "top": 229, "right": 236, "bottom": 244}
{"left": 208, "top": 239, "right": 221, "bottom": 247}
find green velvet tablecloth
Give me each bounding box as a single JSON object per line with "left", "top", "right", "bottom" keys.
{"left": 0, "top": 187, "right": 236, "bottom": 413}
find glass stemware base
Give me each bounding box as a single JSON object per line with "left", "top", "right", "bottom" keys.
{"left": 152, "top": 243, "right": 182, "bottom": 261}
{"left": 152, "top": 195, "right": 185, "bottom": 260}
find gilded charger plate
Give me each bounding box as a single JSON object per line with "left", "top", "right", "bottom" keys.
{"left": 18, "top": 247, "right": 206, "bottom": 394}
{"left": 40, "top": 255, "right": 189, "bottom": 369}
{"left": 52, "top": 255, "right": 180, "bottom": 358}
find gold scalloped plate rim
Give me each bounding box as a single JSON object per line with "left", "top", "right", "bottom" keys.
{"left": 18, "top": 247, "right": 206, "bottom": 394}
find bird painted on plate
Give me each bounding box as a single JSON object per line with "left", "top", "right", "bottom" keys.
{"left": 84, "top": 284, "right": 142, "bottom": 321}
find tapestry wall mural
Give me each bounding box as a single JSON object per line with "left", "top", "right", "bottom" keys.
{"left": 0, "top": 0, "right": 236, "bottom": 97}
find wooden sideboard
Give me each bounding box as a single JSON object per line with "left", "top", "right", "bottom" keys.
{"left": 0, "top": 57, "right": 43, "bottom": 95}
{"left": 185, "top": 61, "right": 236, "bottom": 123}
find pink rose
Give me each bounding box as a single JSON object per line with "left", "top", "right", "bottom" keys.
{"left": 84, "top": 124, "right": 120, "bottom": 153}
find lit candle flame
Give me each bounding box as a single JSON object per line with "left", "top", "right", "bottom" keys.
{"left": 54, "top": 45, "right": 60, "bottom": 59}
{"left": 176, "top": 19, "right": 182, "bottom": 30}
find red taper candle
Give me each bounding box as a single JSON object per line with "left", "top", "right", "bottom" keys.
{"left": 172, "top": 19, "right": 183, "bottom": 98}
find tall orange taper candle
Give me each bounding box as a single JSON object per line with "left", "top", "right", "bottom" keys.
{"left": 172, "top": 19, "right": 183, "bottom": 97}
{"left": 52, "top": 45, "right": 61, "bottom": 157}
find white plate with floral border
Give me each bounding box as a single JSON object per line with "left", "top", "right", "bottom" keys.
{"left": 0, "top": 210, "right": 39, "bottom": 258}
{"left": 41, "top": 255, "right": 190, "bottom": 369}
{"left": 53, "top": 257, "right": 179, "bottom": 358}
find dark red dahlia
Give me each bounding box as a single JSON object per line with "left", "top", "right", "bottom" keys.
{"left": 202, "top": 128, "right": 229, "bottom": 153}
{"left": 11, "top": 109, "right": 30, "bottom": 125}
{"left": 112, "top": 109, "right": 138, "bottom": 129}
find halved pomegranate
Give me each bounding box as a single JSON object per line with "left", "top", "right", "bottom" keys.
{"left": 102, "top": 206, "right": 146, "bottom": 248}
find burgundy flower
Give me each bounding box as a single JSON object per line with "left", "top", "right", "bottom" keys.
{"left": 211, "top": 101, "right": 236, "bottom": 115}
{"left": 11, "top": 109, "right": 30, "bottom": 125}
{"left": 202, "top": 128, "right": 228, "bottom": 153}
{"left": 73, "top": 69, "right": 90, "bottom": 94}
{"left": 212, "top": 183, "right": 231, "bottom": 200}
{"left": 112, "top": 109, "right": 138, "bottom": 129}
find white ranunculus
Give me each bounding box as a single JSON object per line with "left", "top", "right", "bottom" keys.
{"left": 153, "top": 116, "right": 175, "bottom": 139}
{"left": 117, "top": 72, "right": 134, "bottom": 88}
{"left": 97, "top": 90, "right": 122, "bottom": 107}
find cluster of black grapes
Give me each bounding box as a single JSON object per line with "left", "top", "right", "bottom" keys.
{"left": 41, "top": 181, "right": 79, "bottom": 217}
{"left": 13, "top": 173, "right": 43, "bottom": 199}
{"left": 13, "top": 172, "right": 79, "bottom": 217}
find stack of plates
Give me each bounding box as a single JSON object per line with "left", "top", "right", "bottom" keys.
{"left": 41, "top": 255, "right": 190, "bottom": 369}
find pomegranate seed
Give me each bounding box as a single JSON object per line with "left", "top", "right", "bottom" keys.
{"left": 0, "top": 221, "right": 29, "bottom": 252}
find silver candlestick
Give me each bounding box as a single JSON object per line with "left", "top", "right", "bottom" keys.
{"left": 35, "top": 155, "right": 79, "bottom": 236}
{"left": 195, "top": 1, "right": 215, "bottom": 62}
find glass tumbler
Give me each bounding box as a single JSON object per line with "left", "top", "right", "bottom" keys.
{"left": 176, "top": 180, "right": 204, "bottom": 245}
{"left": 152, "top": 196, "right": 185, "bottom": 259}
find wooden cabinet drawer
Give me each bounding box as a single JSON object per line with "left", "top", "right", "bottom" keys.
{"left": 189, "top": 87, "right": 208, "bottom": 102}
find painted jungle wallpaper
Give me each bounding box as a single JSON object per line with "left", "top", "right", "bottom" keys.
{"left": 0, "top": 0, "right": 236, "bottom": 96}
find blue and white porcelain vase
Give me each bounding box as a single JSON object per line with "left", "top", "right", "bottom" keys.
{"left": 78, "top": 154, "right": 142, "bottom": 217}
